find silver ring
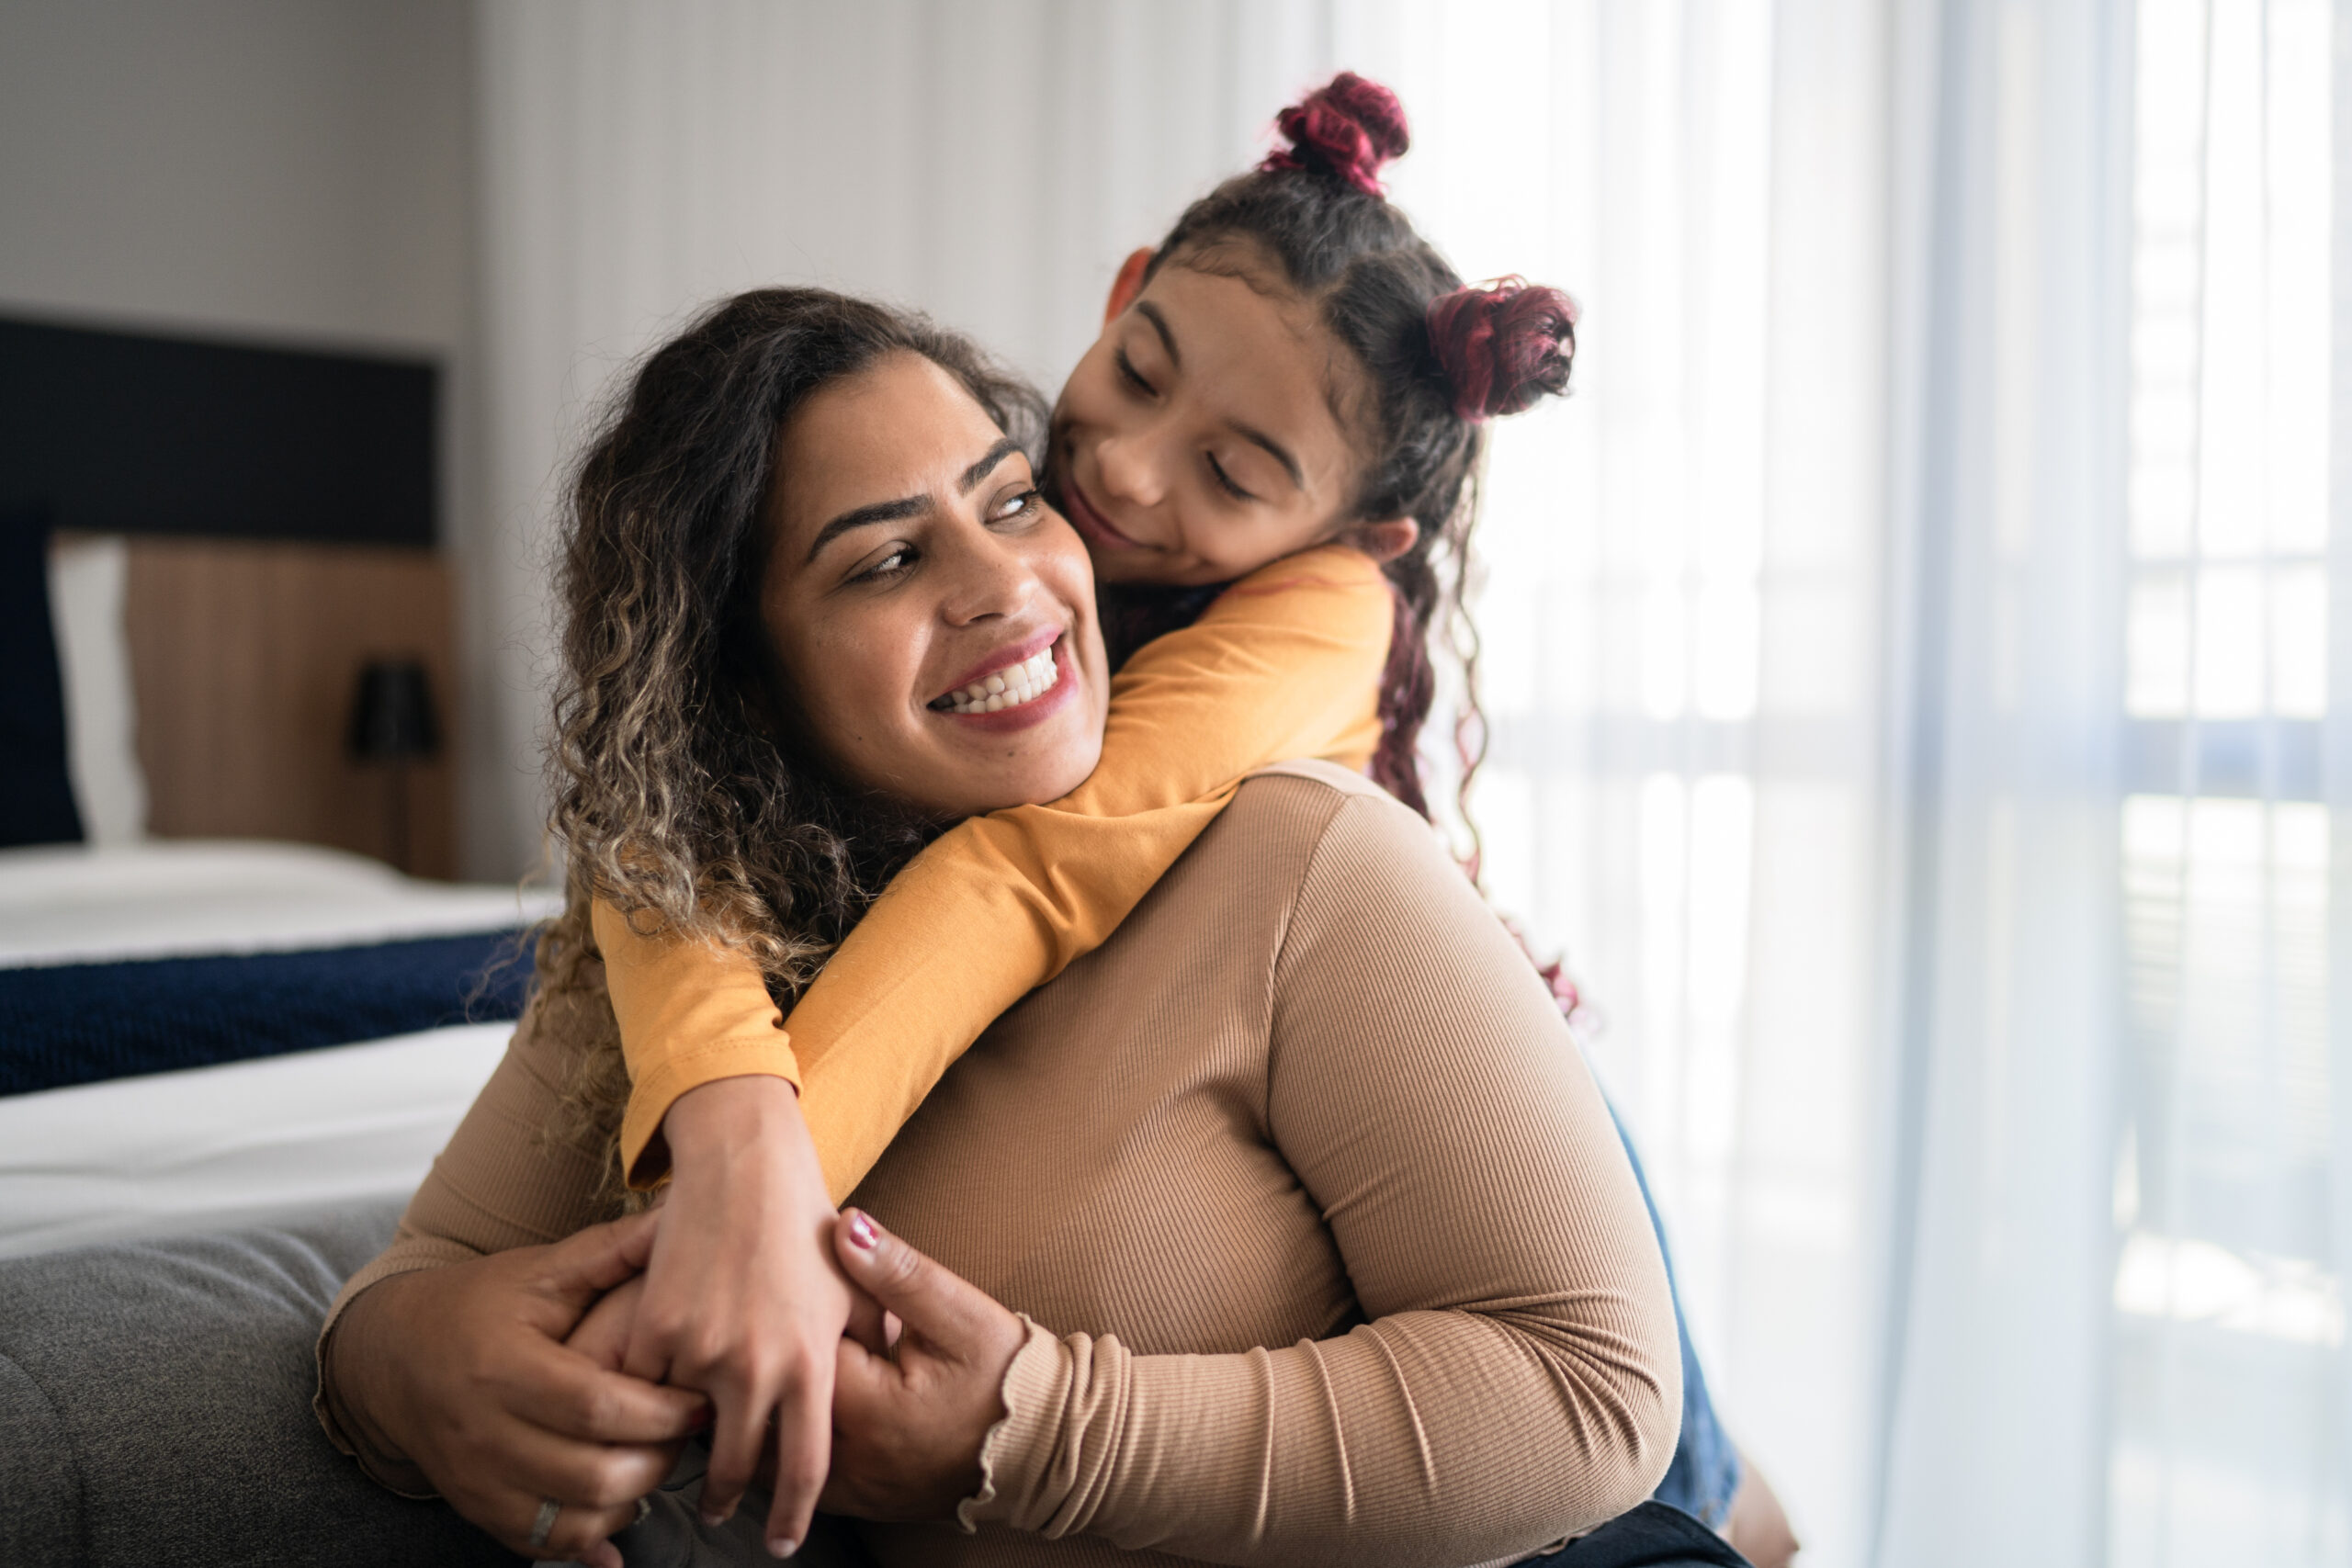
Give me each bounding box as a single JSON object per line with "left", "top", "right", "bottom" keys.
{"left": 634, "top": 1495, "right": 653, "bottom": 1527}
{"left": 529, "top": 1497, "right": 561, "bottom": 1551}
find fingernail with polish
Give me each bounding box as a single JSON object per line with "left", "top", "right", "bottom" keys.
{"left": 769, "top": 1537, "right": 798, "bottom": 1559}
{"left": 701, "top": 1508, "right": 728, "bottom": 1529}
{"left": 844, "top": 1210, "right": 879, "bottom": 1251}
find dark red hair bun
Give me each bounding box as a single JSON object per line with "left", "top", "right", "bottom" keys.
{"left": 1260, "top": 72, "right": 1410, "bottom": 196}
{"left": 1426, "top": 276, "right": 1579, "bottom": 422}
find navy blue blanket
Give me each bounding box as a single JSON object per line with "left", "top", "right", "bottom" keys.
{"left": 0, "top": 930, "right": 532, "bottom": 1097}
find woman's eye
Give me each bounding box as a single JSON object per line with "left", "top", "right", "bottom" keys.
{"left": 991, "top": 489, "right": 1042, "bottom": 523}
{"left": 854, "top": 546, "right": 915, "bottom": 582}
{"left": 1206, "top": 455, "right": 1257, "bottom": 502}
{"left": 1114, "top": 348, "right": 1156, "bottom": 396}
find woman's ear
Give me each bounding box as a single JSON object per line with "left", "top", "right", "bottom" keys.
{"left": 1350, "top": 518, "right": 1419, "bottom": 564}
{"left": 1103, "top": 247, "right": 1153, "bottom": 325}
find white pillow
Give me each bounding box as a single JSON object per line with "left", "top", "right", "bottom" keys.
{"left": 47, "top": 535, "right": 148, "bottom": 844}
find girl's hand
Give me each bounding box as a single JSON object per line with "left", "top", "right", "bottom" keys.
{"left": 821, "top": 1209, "right": 1027, "bottom": 1522}
{"left": 567, "top": 1271, "right": 647, "bottom": 1372}
{"left": 326, "top": 1212, "right": 707, "bottom": 1567}
{"left": 624, "top": 1074, "right": 851, "bottom": 1558}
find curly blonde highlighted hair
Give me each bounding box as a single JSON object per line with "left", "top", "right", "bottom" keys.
{"left": 532, "top": 288, "right": 1047, "bottom": 1200}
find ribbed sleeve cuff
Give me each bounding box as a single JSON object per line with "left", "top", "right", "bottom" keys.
{"left": 957, "top": 1315, "right": 1080, "bottom": 1536}
{"left": 311, "top": 1239, "right": 480, "bottom": 1497}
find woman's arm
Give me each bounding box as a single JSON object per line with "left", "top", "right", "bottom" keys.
{"left": 315, "top": 985, "right": 618, "bottom": 1379}
{"left": 313, "top": 986, "right": 700, "bottom": 1565}
{"left": 609, "top": 542, "right": 1393, "bottom": 1192}
{"left": 325, "top": 1215, "right": 705, "bottom": 1568}
{"left": 952, "top": 783, "right": 1681, "bottom": 1564}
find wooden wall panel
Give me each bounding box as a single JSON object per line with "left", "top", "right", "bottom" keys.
{"left": 122, "top": 539, "right": 458, "bottom": 879}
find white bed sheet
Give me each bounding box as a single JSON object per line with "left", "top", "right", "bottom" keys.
{"left": 0, "top": 839, "right": 560, "bottom": 1256}
{"left": 0, "top": 838, "right": 560, "bottom": 968}
{"left": 0, "top": 1023, "right": 510, "bottom": 1259}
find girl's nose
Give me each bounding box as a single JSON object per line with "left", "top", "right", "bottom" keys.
{"left": 1093, "top": 434, "right": 1167, "bottom": 509}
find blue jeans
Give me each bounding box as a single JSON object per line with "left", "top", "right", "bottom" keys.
{"left": 1602, "top": 1094, "right": 1741, "bottom": 1529}
{"left": 1523, "top": 1501, "right": 1752, "bottom": 1566}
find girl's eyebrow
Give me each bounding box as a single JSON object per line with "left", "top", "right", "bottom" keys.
{"left": 805, "top": 437, "right": 1023, "bottom": 562}
{"left": 1135, "top": 301, "right": 1182, "bottom": 367}
{"left": 1136, "top": 299, "right": 1305, "bottom": 491}
{"left": 1231, "top": 423, "right": 1305, "bottom": 490}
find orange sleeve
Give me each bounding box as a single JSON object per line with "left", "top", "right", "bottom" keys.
{"left": 594, "top": 899, "right": 802, "bottom": 1180}
{"left": 616, "top": 543, "right": 1393, "bottom": 1192}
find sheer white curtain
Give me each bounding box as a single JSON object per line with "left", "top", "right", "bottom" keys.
{"left": 1872, "top": 1, "right": 2134, "bottom": 1560}
{"left": 1875, "top": 2, "right": 2344, "bottom": 1563}
{"left": 467, "top": 4, "right": 2344, "bottom": 1564}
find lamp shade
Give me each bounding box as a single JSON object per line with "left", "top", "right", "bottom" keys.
{"left": 347, "top": 660, "right": 440, "bottom": 761}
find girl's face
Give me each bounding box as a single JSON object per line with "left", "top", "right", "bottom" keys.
{"left": 1047, "top": 247, "right": 1414, "bottom": 587}
{"left": 759, "top": 352, "right": 1110, "bottom": 818}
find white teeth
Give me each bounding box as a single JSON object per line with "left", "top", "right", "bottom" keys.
{"left": 942, "top": 644, "right": 1060, "bottom": 715}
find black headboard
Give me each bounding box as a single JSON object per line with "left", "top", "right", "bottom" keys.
{"left": 0, "top": 316, "right": 436, "bottom": 547}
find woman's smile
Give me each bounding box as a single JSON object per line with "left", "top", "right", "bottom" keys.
{"left": 928, "top": 630, "right": 1076, "bottom": 728}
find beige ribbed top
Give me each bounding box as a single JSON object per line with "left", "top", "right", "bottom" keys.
{"left": 320, "top": 763, "right": 1680, "bottom": 1568}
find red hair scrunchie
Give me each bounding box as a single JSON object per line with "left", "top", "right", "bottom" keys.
{"left": 1425, "top": 276, "right": 1580, "bottom": 423}
{"left": 1259, "top": 71, "right": 1410, "bottom": 196}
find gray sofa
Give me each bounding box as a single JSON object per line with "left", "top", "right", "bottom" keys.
{"left": 0, "top": 1202, "right": 518, "bottom": 1566}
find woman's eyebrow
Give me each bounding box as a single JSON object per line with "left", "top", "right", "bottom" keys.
{"left": 807, "top": 495, "right": 925, "bottom": 562}
{"left": 805, "top": 436, "right": 1023, "bottom": 563}
{"left": 957, "top": 435, "right": 1022, "bottom": 492}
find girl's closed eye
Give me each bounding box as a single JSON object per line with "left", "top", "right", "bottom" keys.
{"left": 1204, "top": 455, "right": 1256, "bottom": 503}
{"left": 1114, "top": 347, "right": 1156, "bottom": 397}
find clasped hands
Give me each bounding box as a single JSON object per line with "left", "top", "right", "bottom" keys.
{"left": 333, "top": 1179, "right": 1025, "bottom": 1568}
{"left": 572, "top": 1204, "right": 1028, "bottom": 1536}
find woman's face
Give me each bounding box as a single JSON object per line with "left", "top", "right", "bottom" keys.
{"left": 1048, "top": 248, "right": 1401, "bottom": 588}
{"left": 759, "top": 352, "right": 1109, "bottom": 818}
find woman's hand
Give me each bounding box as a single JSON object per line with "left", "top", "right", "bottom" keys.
{"left": 624, "top": 1074, "right": 852, "bottom": 1558}
{"left": 326, "top": 1212, "right": 708, "bottom": 1567}
{"left": 821, "top": 1208, "right": 1027, "bottom": 1522}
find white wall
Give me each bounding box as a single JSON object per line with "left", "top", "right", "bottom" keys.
{"left": 0, "top": 0, "right": 470, "bottom": 355}
{"left": 0, "top": 0, "right": 488, "bottom": 867}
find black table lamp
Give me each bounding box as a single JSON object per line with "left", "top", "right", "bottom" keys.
{"left": 348, "top": 659, "right": 440, "bottom": 874}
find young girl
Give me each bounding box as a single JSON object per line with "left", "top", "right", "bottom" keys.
{"left": 577, "top": 74, "right": 1757, "bottom": 1559}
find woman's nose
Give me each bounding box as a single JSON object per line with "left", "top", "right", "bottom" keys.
{"left": 939, "top": 524, "right": 1036, "bottom": 625}
{"left": 1093, "top": 433, "right": 1167, "bottom": 509}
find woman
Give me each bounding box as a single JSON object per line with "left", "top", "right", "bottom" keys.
{"left": 317, "top": 291, "right": 1713, "bottom": 1567}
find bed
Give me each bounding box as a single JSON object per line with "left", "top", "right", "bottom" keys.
{"left": 0, "top": 322, "right": 567, "bottom": 1567}
{"left": 0, "top": 838, "right": 557, "bottom": 1258}
{"left": 1, "top": 403, "right": 551, "bottom": 1257}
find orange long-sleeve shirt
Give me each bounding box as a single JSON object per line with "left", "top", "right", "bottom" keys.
{"left": 596, "top": 544, "right": 1393, "bottom": 1195}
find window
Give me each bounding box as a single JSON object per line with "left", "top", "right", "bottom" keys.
{"left": 2110, "top": 1, "right": 2342, "bottom": 1559}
